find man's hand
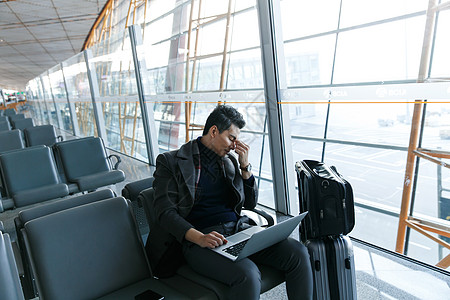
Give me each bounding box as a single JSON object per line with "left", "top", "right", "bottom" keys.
{"left": 234, "top": 140, "right": 249, "bottom": 166}
{"left": 185, "top": 228, "right": 228, "bottom": 248}
{"left": 234, "top": 140, "right": 252, "bottom": 179}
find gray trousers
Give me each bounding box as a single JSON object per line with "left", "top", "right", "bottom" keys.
{"left": 182, "top": 223, "right": 313, "bottom": 300}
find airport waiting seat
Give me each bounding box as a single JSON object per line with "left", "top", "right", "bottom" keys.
{"left": 0, "top": 145, "right": 69, "bottom": 208}
{"left": 0, "top": 120, "right": 11, "bottom": 132}
{"left": 53, "top": 137, "right": 125, "bottom": 193}
{"left": 0, "top": 223, "right": 25, "bottom": 300}
{"left": 24, "top": 124, "right": 63, "bottom": 147}
{"left": 0, "top": 129, "right": 25, "bottom": 153}
{"left": 22, "top": 197, "right": 210, "bottom": 300}
{"left": 8, "top": 113, "right": 24, "bottom": 123}
{"left": 3, "top": 108, "right": 16, "bottom": 116}
{"left": 0, "top": 115, "right": 10, "bottom": 123}
{"left": 139, "top": 188, "right": 284, "bottom": 299}
{"left": 122, "top": 177, "right": 155, "bottom": 237}
{"left": 11, "top": 117, "right": 34, "bottom": 131}
{"left": 14, "top": 189, "right": 116, "bottom": 299}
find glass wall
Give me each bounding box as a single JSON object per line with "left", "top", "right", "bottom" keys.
{"left": 25, "top": 0, "right": 450, "bottom": 269}
{"left": 279, "top": 0, "right": 449, "bottom": 267}
{"left": 34, "top": 76, "right": 50, "bottom": 125}
{"left": 48, "top": 65, "right": 73, "bottom": 133}
{"left": 40, "top": 73, "right": 60, "bottom": 128}
{"left": 141, "top": 0, "right": 274, "bottom": 207}
{"left": 25, "top": 78, "right": 44, "bottom": 123}
{"left": 90, "top": 29, "right": 149, "bottom": 161}
{"left": 61, "top": 53, "right": 97, "bottom": 137}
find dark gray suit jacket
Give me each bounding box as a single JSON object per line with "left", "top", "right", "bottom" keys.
{"left": 147, "top": 139, "right": 258, "bottom": 275}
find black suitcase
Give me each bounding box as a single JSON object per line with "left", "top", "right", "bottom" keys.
{"left": 296, "top": 160, "right": 355, "bottom": 241}
{"left": 306, "top": 235, "right": 357, "bottom": 300}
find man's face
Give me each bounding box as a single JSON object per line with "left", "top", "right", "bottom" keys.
{"left": 210, "top": 124, "right": 240, "bottom": 157}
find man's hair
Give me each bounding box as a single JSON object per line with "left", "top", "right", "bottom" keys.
{"left": 202, "top": 105, "right": 246, "bottom": 135}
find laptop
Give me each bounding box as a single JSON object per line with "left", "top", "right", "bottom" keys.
{"left": 211, "top": 212, "right": 308, "bottom": 261}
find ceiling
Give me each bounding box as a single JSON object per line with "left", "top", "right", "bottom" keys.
{"left": 0, "top": 0, "right": 108, "bottom": 91}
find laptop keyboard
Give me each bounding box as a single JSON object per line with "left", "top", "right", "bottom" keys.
{"left": 223, "top": 239, "right": 249, "bottom": 257}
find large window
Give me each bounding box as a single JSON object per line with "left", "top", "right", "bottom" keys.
{"left": 61, "top": 53, "right": 97, "bottom": 137}
{"left": 48, "top": 65, "right": 73, "bottom": 132}
{"left": 25, "top": 0, "right": 450, "bottom": 268}
{"left": 141, "top": 0, "right": 274, "bottom": 207}
{"left": 90, "top": 30, "right": 149, "bottom": 161}
{"left": 280, "top": 0, "right": 449, "bottom": 266}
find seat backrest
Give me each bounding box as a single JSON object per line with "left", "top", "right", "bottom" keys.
{"left": 0, "top": 145, "right": 61, "bottom": 196}
{"left": 24, "top": 124, "right": 58, "bottom": 147}
{"left": 14, "top": 189, "right": 116, "bottom": 298}
{"left": 3, "top": 108, "right": 16, "bottom": 116}
{"left": 0, "top": 129, "right": 25, "bottom": 153}
{"left": 8, "top": 113, "right": 24, "bottom": 122}
{"left": 0, "top": 232, "right": 25, "bottom": 300}
{"left": 0, "top": 115, "right": 9, "bottom": 123}
{"left": 17, "top": 188, "right": 115, "bottom": 227}
{"left": 54, "top": 137, "right": 111, "bottom": 180}
{"left": 11, "top": 118, "right": 34, "bottom": 131}
{"left": 23, "top": 197, "right": 151, "bottom": 300}
{"left": 0, "top": 120, "right": 11, "bottom": 132}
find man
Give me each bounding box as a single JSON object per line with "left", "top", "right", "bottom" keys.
{"left": 151, "top": 105, "right": 313, "bottom": 299}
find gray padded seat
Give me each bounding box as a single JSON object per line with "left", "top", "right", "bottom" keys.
{"left": 8, "top": 113, "right": 24, "bottom": 122}
{"left": 0, "top": 229, "right": 25, "bottom": 300}
{"left": 0, "top": 129, "right": 25, "bottom": 153}
{"left": 53, "top": 137, "right": 125, "bottom": 192}
{"left": 0, "top": 120, "right": 11, "bottom": 131}
{"left": 3, "top": 108, "right": 16, "bottom": 116}
{"left": 11, "top": 117, "right": 34, "bottom": 131}
{"left": 24, "top": 124, "right": 62, "bottom": 147}
{"left": 0, "top": 145, "right": 69, "bottom": 207}
{"left": 22, "top": 197, "right": 213, "bottom": 300}
{"left": 14, "top": 189, "right": 116, "bottom": 299}
{"left": 0, "top": 115, "right": 10, "bottom": 125}
{"left": 139, "top": 188, "right": 285, "bottom": 299}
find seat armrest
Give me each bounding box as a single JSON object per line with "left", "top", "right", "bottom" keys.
{"left": 243, "top": 208, "right": 274, "bottom": 227}
{"left": 108, "top": 154, "right": 121, "bottom": 170}
{"left": 122, "top": 177, "right": 154, "bottom": 203}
